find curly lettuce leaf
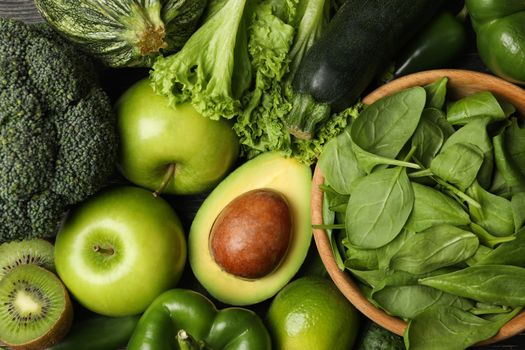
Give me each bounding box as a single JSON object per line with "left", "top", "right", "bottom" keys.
{"left": 234, "top": 0, "right": 357, "bottom": 165}
{"left": 150, "top": 0, "right": 252, "bottom": 120}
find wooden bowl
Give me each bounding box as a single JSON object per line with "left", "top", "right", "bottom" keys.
{"left": 311, "top": 69, "right": 525, "bottom": 345}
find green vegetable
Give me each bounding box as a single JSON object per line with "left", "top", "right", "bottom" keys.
{"left": 47, "top": 315, "right": 139, "bottom": 350}
{"left": 354, "top": 321, "right": 405, "bottom": 350}
{"left": 284, "top": 0, "right": 443, "bottom": 139}
{"left": 446, "top": 91, "right": 509, "bottom": 125}
{"left": 424, "top": 77, "right": 450, "bottom": 110}
{"left": 318, "top": 76, "right": 525, "bottom": 348}
{"left": 472, "top": 228, "right": 525, "bottom": 267}
{"left": 390, "top": 224, "right": 479, "bottom": 274}
{"left": 34, "top": 0, "right": 206, "bottom": 67}
{"left": 420, "top": 265, "right": 525, "bottom": 307}
{"left": 351, "top": 87, "right": 426, "bottom": 161}
{"left": 0, "top": 19, "right": 118, "bottom": 242}
{"left": 492, "top": 118, "right": 525, "bottom": 196}
{"left": 319, "top": 127, "right": 364, "bottom": 194}
{"left": 127, "top": 289, "right": 271, "bottom": 350}
{"left": 373, "top": 285, "right": 474, "bottom": 320}
{"left": 467, "top": 180, "right": 514, "bottom": 237}
{"left": 405, "top": 183, "right": 470, "bottom": 232}
{"left": 430, "top": 143, "right": 484, "bottom": 191}
{"left": 152, "top": 0, "right": 353, "bottom": 165}
{"left": 151, "top": 0, "right": 252, "bottom": 120}
{"left": 345, "top": 166, "right": 414, "bottom": 249}
{"left": 405, "top": 305, "right": 521, "bottom": 350}
{"left": 466, "top": 0, "right": 525, "bottom": 84}
{"left": 393, "top": 12, "right": 467, "bottom": 77}
{"left": 411, "top": 109, "right": 450, "bottom": 168}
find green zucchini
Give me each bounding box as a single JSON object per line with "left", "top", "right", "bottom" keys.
{"left": 34, "top": 0, "right": 207, "bottom": 67}
{"left": 286, "top": 0, "right": 444, "bottom": 139}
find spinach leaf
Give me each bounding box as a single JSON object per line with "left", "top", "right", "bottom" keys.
{"left": 466, "top": 245, "right": 493, "bottom": 266}
{"left": 411, "top": 109, "right": 446, "bottom": 167}
{"left": 475, "top": 228, "right": 525, "bottom": 267}
{"left": 467, "top": 180, "right": 514, "bottom": 237}
{"left": 493, "top": 129, "right": 525, "bottom": 196}
{"left": 321, "top": 185, "right": 349, "bottom": 213}
{"left": 405, "top": 305, "right": 521, "bottom": 350}
{"left": 344, "top": 243, "right": 380, "bottom": 271}
{"left": 350, "top": 86, "right": 425, "bottom": 160}
{"left": 446, "top": 91, "right": 507, "bottom": 125}
{"left": 512, "top": 192, "right": 525, "bottom": 231}
{"left": 419, "top": 265, "right": 525, "bottom": 307}
{"left": 345, "top": 166, "right": 414, "bottom": 249}
{"left": 489, "top": 168, "right": 512, "bottom": 199}
{"left": 319, "top": 127, "right": 364, "bottom": 194}
{"left": 390, "top": 224, "right": 479, "bottom": 274}
{"left": 505, "top": 118, "right": 525, "bottom": 168}
{"left": 405, "top": 182, "right": 470, "bottom": 232}
{"left": 430, "top": 143, "right": 484, "bottom": 191}
{"left": 343, "top": 230, "right": 415, "bottom": 271}
{"left": 440, "top": 118, "right": 494, "bottom": 188}
{"left": 373, "top": 285, "right": 474, "bottom": 320}
{"left": 349, "top": 269, "right": 394, "bottom": 289}
{"left": 350, "top": 269, "right": 419, "bottom": 291}
{"left": 351, "top": 139, "right": 420, "bottom": 174}
{"left": 469, "top": 222, "right": 516, "bottom": 248}
{"left": 322, "top": 188, "right": 345, "bottom": 271}
{"left": 470, "top": 302, "right": 512, "bottom": 315}
{"left": 424, "top": 76, "right": 448, "bottom": 110}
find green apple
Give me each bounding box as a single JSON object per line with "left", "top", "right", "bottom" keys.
{"left": 54, "top": 186, "right": 186, "bottom": 317}
{"left": 115, "top": 78, "right": 240, "bottom": 195}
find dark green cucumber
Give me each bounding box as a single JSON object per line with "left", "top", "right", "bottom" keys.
{"left": 46, "top": 315, "right": 139, "bottom": 350}
{"left": 34, "top": 0, "right": 207, "bottom": 67}
{"left": 287, "top": 0, "right": 444, "bottom": 139}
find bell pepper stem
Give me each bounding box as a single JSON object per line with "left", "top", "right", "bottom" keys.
{"left": 177, "top": 329, "right": 211, "bottom": 350}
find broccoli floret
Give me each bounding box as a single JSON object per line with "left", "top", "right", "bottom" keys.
{"left": 0, "top": 19, "right": 118, "bottom": 242}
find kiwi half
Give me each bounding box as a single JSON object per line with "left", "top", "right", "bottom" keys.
{"left": 0, "top": 239, "right": 55, "bottom": 281}
{"left": 0, "top": 264, "right": 73, "bottom": 350}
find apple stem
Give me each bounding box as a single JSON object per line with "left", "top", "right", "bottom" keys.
{"left": 154, "top": 164, "right": 176, "bottom": 197}
{"left": 93, "top": 245, "right": 115, "bottom": 256}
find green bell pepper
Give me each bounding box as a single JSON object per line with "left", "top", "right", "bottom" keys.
{"left": 394, "top": 11, "right": 467, "bottom": 77}
{"left": 127, "top": 289, "right": 272, "bottom": 350}
{"left": 466, "top": 0, "right": 525, "bottom": 84}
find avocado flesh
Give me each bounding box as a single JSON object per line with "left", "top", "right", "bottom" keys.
{"left": 189, "top": 152, "right": 312, "bottom": 305}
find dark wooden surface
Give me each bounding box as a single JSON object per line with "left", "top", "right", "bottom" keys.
{"left": 1, "top": 1, "right": 524, "bottom": 349}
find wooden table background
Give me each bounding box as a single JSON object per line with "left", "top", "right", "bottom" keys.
{"left": 1, "top": 1, "right": 524, "bottom": 349}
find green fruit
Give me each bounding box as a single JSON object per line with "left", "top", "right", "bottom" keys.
{"left": 189, "top": 152, "right": 312, "bottom": 305}
{"left": 267, "top": 277, "right": 360, "bottom": 350}
{"left": 54, "top": 186, "right": 186, "bottom": 316}
{"left": 0, "top": 239, "right": 55, "bottom": 281}
{"left": 115, "top": 79, "right": 240, "bottom": 195}
{"left": 0, "top": 264, "right": 73, "bottom": 350}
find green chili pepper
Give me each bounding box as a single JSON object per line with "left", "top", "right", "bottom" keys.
{"left": 47, "top": 315, "right": 139, "bottom": 350}
{"left": 394, "top": 11, "right": 467, "bottom": 77}
{"left": 466, "top": 0, "right": 525, "bottom": 84}
{"left": 127, "top": 289, "right": 271, "bottom": 350}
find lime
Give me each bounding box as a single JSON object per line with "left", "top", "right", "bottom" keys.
{"left": 267, "top": 276, "right": 360, "bottom": 350}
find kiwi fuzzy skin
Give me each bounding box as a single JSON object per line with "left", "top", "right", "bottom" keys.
{"left": 0, "top": 266, "right": 73, "bottom": 350}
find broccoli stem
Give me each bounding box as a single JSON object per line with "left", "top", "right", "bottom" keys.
{"left": 154, "top": 164, "right": 176, "bottom": 197}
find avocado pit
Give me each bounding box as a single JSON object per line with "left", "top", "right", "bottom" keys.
{"left": 209, "top": 189, "right": 292, "bottom": 279}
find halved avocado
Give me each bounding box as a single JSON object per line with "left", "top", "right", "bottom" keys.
{"left": 189, "top": 152, "right": 312, "bottom": 305}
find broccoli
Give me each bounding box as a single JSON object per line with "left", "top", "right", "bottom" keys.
{"left": 0, "top": 19, "right": 118, "bottom": 242}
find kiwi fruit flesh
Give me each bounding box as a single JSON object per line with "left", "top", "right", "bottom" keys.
{"left": 0, "top": 239, "right": 55, "bottom": 281}
{"left": 0, "top": 264, "right": 73, "bottom": 350}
